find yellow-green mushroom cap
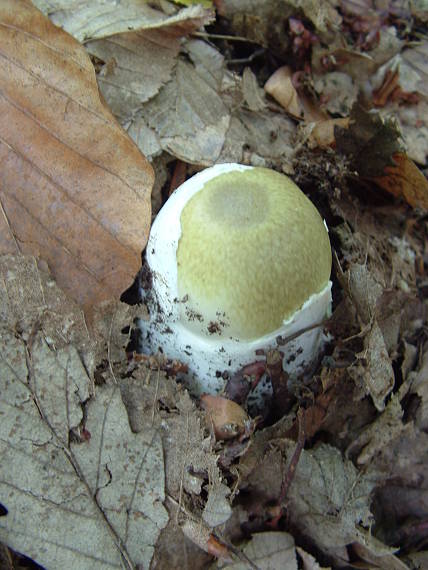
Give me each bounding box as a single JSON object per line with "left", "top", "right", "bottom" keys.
{"left": 177, "top": 168, "right": 332, "bottom": 340}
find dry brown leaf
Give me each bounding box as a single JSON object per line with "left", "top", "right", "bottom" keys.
{"left": 372, "top": 152, "right": 428, "bottom": 209}
{"left": 308, "top": 118, "right": 350, "bottom": 149}
{"left": 264, "top": 66, "right": 304, "bottom": 119}
{"left": 336, "top": 105, "right": 428, "bottom": 209}
{"left": 0, "top": 0, "right": 153, "bottom": 312}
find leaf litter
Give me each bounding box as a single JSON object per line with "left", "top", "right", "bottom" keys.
{"left": 2, "top": 0, "right": 428, "bottom": 568}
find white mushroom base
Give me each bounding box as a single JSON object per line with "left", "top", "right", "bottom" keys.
{"left": 139, "top": 281, "right": 332, "bottom": 396}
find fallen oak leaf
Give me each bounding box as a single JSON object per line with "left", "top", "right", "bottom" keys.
{"left": 0, "top": 0, "right": 153, "bottom": 312}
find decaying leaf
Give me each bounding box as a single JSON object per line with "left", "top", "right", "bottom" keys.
{"left": 242, "top": 67, "right": 267, "bottom": 112}
{"left": 219, "top": 107, "right": 296, "bottom": 169}
{"left": 314, "top": 71, "right": 358, "bottom": 116}
{"left": 87, "top": 31, "right": 182, "bottom": 119}
{"left": 203, "top": 483, "right": 232, "bottom": 527}
{"left": 181, "top": 520, "right": 232, "bottom": 561}
{"left": 0, "top": 255, "right": 168, "bottom": 570}
{"left": 335, "top": 105, "right": 428, "bottom": 209}
{"left": 355, "top": 320, "right": 395, "bottom": 411}
{"left": 163, "top": 391, "right": 222, "bottom": 496}
{"left": 351, "top": 539, "right": 409, "bottom": 570}
{"left": 345, "top": 264, "right": 395, "bottom": 410}
{"left": 241, "top": 439, "right": 378, "bottom": 554}
{"left": 346, "top": 393, "right": 405, "bottom": 464}
{"left": 0, "top": 254, "right": 93, "bottom": 370}
{"left": 34, "top": 0, "right": 214, "bottom": 43}
{"left": 296, "top": 546, "right": 329, "bottom": 570}
{"left": 144, "top": 43, "right": 230, "bottom": 165}
{"left": 408, "top": 344, "right": 428, "bottom": 431}
{"left": 220, "top": 531, "right": 297, "bottom": 570}
{"left": 0, "top": 1, "right": 153, "bottom": 311}
{"left": 85, "top": 10, "right": 214, "bottom": 120}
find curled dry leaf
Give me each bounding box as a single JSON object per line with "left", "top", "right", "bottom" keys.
{"left": 201, "top": 394, "right": 249, "bottom": 441}
{"left": 0, "top": 1, "right": 153, "bottom": 312}
{"left": 307, "top": 118, "right": 350, "bottom": 149}
{"left": 264, "top": 66, "right": 304, "bottom": 119}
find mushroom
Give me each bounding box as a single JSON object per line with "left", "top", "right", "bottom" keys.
{"left": 140, "top": 163, "right": 332, "bottom": 395}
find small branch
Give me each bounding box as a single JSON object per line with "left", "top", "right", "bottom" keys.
{"left": 275, "top": 318, "right": 329, "bottom": 347}
{"left": 226, "top": 48, "right": 266, "bottom": 65}
{"left": 279, "top": 408, "right": 306, "bottom": 507}
{"left": 192, "top": 31, "right": 261, "bottom": 44}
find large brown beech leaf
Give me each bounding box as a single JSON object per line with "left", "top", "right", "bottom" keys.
{"left": 0, "top": 0, "right": 153, "bottom": 310}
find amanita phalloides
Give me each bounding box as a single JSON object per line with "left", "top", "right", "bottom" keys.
{"left": 140, "top": 163, "right": 332, "bottom": 395}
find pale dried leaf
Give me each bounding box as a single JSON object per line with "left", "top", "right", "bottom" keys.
{"left": 203, "top": 483, "right": 232, "bottom": 527}
{"left": 314, "top": 72, "right": 358, "bottom": 116}
{"left": 354, "top": 321, "right": 395, "bottom": 411}
{"left": 0, "top": 2, "right": 152, "bottom": 310}
{"left": 185, "top": 38, "right": 226, "bottom": 87}
{"left": 408, "top": 345, "right": 428, "bottom": 430}
{"left": 34, "top": 0, "right": 214, "bottom": 42}
{"left": 221, "top": 532, "right": 297, "bottom": 570}
{"left": 347, "top": 264, "right": 383, "bottom": 323}
{"left": 219, "top": 108, "right": 295, "bottom": 169}
{"left": 87, "top": 31, "right": 181, "bottom": 118}
{"left": 242, "top": 67, "right": 267, "bottom": 112}
{"left": 352, "top": 540, "right": 408, "bottom": 570}
{"left": 370, "top": 26, "right": 404, "bottom": 67}
{"left": 393, "top": 101, "right": 428, "bottom": 164}
{"left": 124, "top": 114, "right": 162, "bottom": 161}
{"left": 0, "top": 254, "right": 93, "bottom": 368}
{"left": 163, "top": 391, "right": 221, "bottom": 496}
{"left": 244, "top": 441, "right": 377, "bottom": 551}
{"left": 0, "top": 270, "right": 168, "bottom": 568}
{"left": 144, "top": 58, "right": 230, "bottom": 165}
{"left": 288, "top": 444, "right": 377, "bottom": 549}
{"left": 296, "top": 546, "right": 330, "bottom": 569}
{"left": 346, "top": 394, "right": 405, "bottom": 464}
{"left": 400, "top": 41, "right": 428, "bottom": 98}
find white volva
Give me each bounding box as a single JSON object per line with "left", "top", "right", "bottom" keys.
{"left": 140, "top": 163, "right": 332, "bottom": 395}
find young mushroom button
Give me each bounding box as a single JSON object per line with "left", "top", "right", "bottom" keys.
{"left": 140, "top": 163, "right": 332, "bottom": 395}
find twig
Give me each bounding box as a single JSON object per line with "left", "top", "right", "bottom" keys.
{"left": 226, "top": 48, "right": 266, "bottom": 65}
{"left": 279, "top": 408, "right": 306, "bottom": 507}
{"left": 151, "top": 365, "right": 160, "bottom": 426}
{"left": 275, "top": 318, "right": 329, "bottom": 347}
{"left": 192, "top": 31, "right": 261, "bottom": 44}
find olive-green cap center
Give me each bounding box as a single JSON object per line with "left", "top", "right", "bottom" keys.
{"left": 177, "top": 167, "right": 331, "bottom": 340}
